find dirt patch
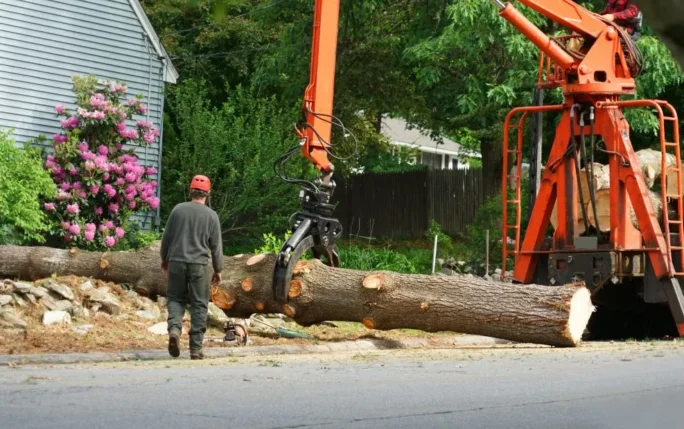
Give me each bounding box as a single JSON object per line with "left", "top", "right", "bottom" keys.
{"left": 1, "top": 276, "right": 460, "bottom": 355}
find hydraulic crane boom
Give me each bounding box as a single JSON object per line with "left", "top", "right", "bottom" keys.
{"left": 272, "top": 0, "right": 343, "bottom": 302}
{"left": 495, "top": 0, "right": 684, "bottom": 338}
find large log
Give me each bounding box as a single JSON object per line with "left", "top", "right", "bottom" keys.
{"left": 586, "top": 189, "right": 664, "bottom": 233}
{"left": 0, "top": 243, "right": 594, "bottom": 347}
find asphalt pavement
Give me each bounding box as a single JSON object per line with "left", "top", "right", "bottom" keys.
{"left": 1, "top": 343, "right": 684, "bottom": 429}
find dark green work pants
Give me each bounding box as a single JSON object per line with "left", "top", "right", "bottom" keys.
{"left": 167, "top": 261, "right": 210, "bottom": 351}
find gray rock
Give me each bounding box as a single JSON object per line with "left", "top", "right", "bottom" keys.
{"left": 72, "top": 324, "right": 94, "bottom": 335}
{"left": 42, "top": 310, "right": 71, "bottom": 326}
{"left": 135, "top": 310, "right": 158, "bottom": 320}
{"left": 126, "top": 290, "right": 139, "bottom": 299}
{"left": 79, "top": 281, "right": 94, "bottom": 293}
{"left": 156, "top": 296, "right": 167, "bottom": 307}
{"left": 70, "top": 305, "right": 89, "bottom": 320}
{"left": 0, "top": 281, "right": 12, "bottom": 295}
{"left": 29, "top": 286, "right": 48, "bottom": 299}
{"left": 148, "top": 322, "right": 167, "bottom": 335}
{"left": 441, "top": 267, "right": 456, "bottom": 276}
{"left": 24, "top": 293, "right": 37, "bottom": 305}
{"left": 11, "top": 281, "right": 33, "bottom": 294}
{"left": 0, "top": 295, "right": 12, "bottom": 306}
{"left": 86, "top": 289, "right": 121, "bottom": 315}
{"left": 45, "top": 282, "right": 75, "bottom": 301}
{"left": 494, "top": 268, "right": 503, "bottom": 276}
{"left": 207, "top": 302, "right": 228, "bottom": 328}
{"left": 40, "top": 295, "right": 58, "bottom": 311}
{"left": 12, "top": 293, "right": 27, "bottom": 307}
{"left": 483, "top": 274, "right": 493, "bottom": 282}
{"left": 1, "top": 310, "right": 27, "bottom": 329}
{"left": 54, "top": 300, "right": 73, "bottom": 312}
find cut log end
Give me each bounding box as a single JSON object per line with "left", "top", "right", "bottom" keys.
{"left": 293, "top": 261, "right": 311, "bottom": 276}
{"left": 566, "top": 287, "right": 595, "bottom": 345}
{"left": 362, "top": 274, "right": 385, "bottom": 290}
{"left": 241, "top": 278, "right": 254, "bottom": 292}
{"left": 288, "top": 280, "right": 302, "bottom": 298}
{"left": 211, "top": 286, "right": 236, "bottom": 310}
{"left": 283, "top": 304, "right": 296, "bottom": 318}
{"left": 246, "top": 254, "right": 267, "bottom": 267}
{"left": 255, "top": 302, "right": 265, "bottom": 312}
{"left": 362, "top": 318, "right": 375, "bottom": 329}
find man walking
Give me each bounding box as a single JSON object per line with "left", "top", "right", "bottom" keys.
{"left": 160, "top": 175, "right": 223, "bottom": 360}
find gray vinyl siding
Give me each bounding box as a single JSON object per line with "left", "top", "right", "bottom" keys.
{"left": 0, "top": 0, "right": 166, "bottom": 229}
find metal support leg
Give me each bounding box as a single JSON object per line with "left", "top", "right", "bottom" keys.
{"left": 661, "top": 278, "right": 684, "bottom": 336}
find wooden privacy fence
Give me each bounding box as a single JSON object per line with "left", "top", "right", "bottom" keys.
{"left": 331, "top": 168, "right": 485, "bottom": 239}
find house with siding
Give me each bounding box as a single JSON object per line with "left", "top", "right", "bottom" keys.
{"left": 0, "top": 0, "right": 177, "bottom": 228}
{"left": 381, "top": 117, "right": 481, "bottom": 170}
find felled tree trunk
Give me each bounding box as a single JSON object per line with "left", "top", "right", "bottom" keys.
{"left": 0, "top": 243, "right": 595, "bottom": 347}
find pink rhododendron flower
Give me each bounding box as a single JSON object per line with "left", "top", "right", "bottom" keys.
{"left": 125, "top": 192, "right": 136, "bottom": 201}
{"left": 60, "top": 116, "right": 79, "bottom": 129}
{"left": 60, "top": 182, "right": 71, "bottom": 191}
{"left": 125, "top": 171, "right": 137, "bottom": 182}
{"left": 137, "top": 120, "right": 152, "bottom": 129}
{"left": 69, "top": 168, "right": 79, "bottom": 176}
{"left": 85, "top": 223, "right": 96, "bottom": 232}
{"left": 147, "top": 197, "right": 160, "bottom": 209}
{"left": 128, "top": 201, "right": 137, "bottom": 209}
{"left": 104, "top": 236, "right": 116, "bottom": 248}
{"left": 108, "top": 202, "right": 120, "bottom": 213}
{"left": 116, "top": 177, "right": 125, "bottom": 186}
{"left": 78, "top": 141, "right": 89, "bottom": 152}
{"left": 116, "top": 122, "right": 127, "bottom": 132}
{"left": 90, "top": 185, "right": 100, "bottom": 194}
{"left": 44, "top": 202, "right": 56, "bottom": 211}
{"left": 61, "top": 221, "right": 71, "bottom": 230}
{"left": 146, "top": 167, "right": 157, "bottom": 175}
{"left": 72, "top": 181, "right": 82, "bottom": 190}
{"left": 81, "top": 151, "right": 96, "bottom": 161}
{"left": 69, "top": 224, "right": 81, "bottom": 235}
{"left": 53, "top": 134, "right": 67, "bottom": 144}
{"left": 90, "top": 93, "right": 107, "bottom": 109}
{"left": 95, "top": 206, "right": 104, "bottom": 216}
{"left": 104, "top": 221, "right": 114, "bottom": 229}
{"left": 84, "top": 231, "right": 95, "bottom": 241}
{"left": 98, "top": 145, "right": 109, "bottom": 156}
{"left": 116, "top": 143, "right": 123, "bottom": 150}
{"left": 84, "top": 160, "right": 95, "bottom": 170}
{"left": 115, "top": 227, "right": 125, "bottom": 239}
{"left": 45, "top": 158, "right": 56, "bottom": 169}
{"left": 79, "top": 191, "right": 87, "bottom": 199}
{"left": 66, "top": 203, "right": 79, "bottom": 214}
{"left": 55, "top": 104, "right": 66, "bottom": 114}
{"left": 110, "top": 83, "right": 127, "bottom": 93}
{"left": 57, "top": 191, "right": 70, "bottom": 200}
{"left": 143, "top": 129, "right": 160, "bottom": 144}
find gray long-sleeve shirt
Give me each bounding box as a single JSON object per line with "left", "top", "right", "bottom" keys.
{"left": 160, "top": 202, "right": 223, "bottom": 273}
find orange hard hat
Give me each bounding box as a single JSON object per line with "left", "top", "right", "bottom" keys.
{"left": 190, "top": 175, "right": 211, "bottom": 192}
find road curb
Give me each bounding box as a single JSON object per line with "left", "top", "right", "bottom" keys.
{"left": 0, "top": 335, "right": 515, "bottom": 366}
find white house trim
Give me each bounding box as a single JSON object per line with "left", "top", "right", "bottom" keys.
{"left": 129, "top": 0, "right": 179, "bottom": 84}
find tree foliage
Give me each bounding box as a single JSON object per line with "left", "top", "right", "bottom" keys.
{"left": 0, "top": 130, "right": 56, "bottom": 245}
{"left": 143, "top": 0, "right": 684, "bottom": 247}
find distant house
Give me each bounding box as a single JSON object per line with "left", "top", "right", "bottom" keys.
{"left": 380, "top": 117, "right": 481, "bottom": 170}
{"left": 0, "top": 0, "right": 177, "bottom": 228}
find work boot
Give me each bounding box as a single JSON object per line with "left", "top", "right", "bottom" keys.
{"left": 190, "top": 348, "right": 204, "bottom": 360}
{"left": 168, "top": 328, "right": 181, "bottom": 358}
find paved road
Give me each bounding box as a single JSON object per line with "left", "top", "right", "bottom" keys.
{"left": 2, "top": 343, "right": 684, "bottom": 429}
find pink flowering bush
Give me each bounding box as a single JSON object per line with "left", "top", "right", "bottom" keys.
{"left": 42, "top": 76, "right": 160, "bottom": 250}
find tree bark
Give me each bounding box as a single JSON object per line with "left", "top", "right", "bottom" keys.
{"left": 0, "top": 243, "right": 594, "bottom": 347}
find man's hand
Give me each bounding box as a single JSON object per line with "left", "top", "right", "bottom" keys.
{"left": 602, "top": 13, "right": 615, "bottom": 21}
{"left": 212, "top": 272, "right": 222, "bottom": 284}
{"left": 161, "top": 260, "right": 168, "bottom": 271}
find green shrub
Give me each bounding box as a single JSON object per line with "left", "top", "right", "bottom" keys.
{"left": 253, "top": 231, "right": 292, "bottom": 254}
{"left": 0, "top": 129, "right": 56, "bottom": 244}
{"left": 339, "top": 245, "right": 429, "bottom": 274}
